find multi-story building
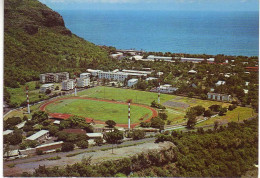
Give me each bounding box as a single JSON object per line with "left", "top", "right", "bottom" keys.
{"left": 77, "top": 77, "right": 90, "bottom": 88}
{"left": 87, "top": 69, "right": 102, "bottom": 76}
{"left": 80, "top": 73, "right": 91, "bottom": 79}
{"left": 122, "top": 69, "right": 152, "bottom": 75}
{"left": 40, "top": 72, "right": 69, "bottom": 83}
{"left": 150, "top": 84, "right": 178, "bottom": 94}
{"left": 62, "top": 79, "right": 74, "bottom": 90}
{"left": 207, "top": 93, "right": 232, "bottom": 102}
{"left": 147, "top": 55, "right": 172, "bottom": 62}
{"left": 98, "top": 71, "right": 129, "bottom": 82}
{"left": 127, "top": 79, "right": 138, "bottom": 87}
{"left": 40, "top": 83, "right": 55, "bottom": 93}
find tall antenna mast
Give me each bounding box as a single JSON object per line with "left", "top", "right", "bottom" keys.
{"left": 158, "top": 72, "right": 160, "bottom": 104}
{"left": 26, "top": 86, "right": 30, "bottom": 114}
{"left": 74, "top": 78, "right": 77, "bottom": 96}
{"left": 127, "top": 99, "right": 132, "bottom": 131}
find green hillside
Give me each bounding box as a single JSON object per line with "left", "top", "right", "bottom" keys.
{"left": 4, "top": 0, "right": 112, "bottom": 88}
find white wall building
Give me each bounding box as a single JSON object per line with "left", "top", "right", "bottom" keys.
{"left": 40, "top": 84, "right": 55, "bottom": 93}
{"left": 207, "top": 93, "right": 232, "bottom": 102}
{"left": 26, "top": 130, "right": 49, "bottom": 143}
{"left": 151, "top": 84, "right": 178, "bottom": 94}
{"left": 215, "top": 81, "right": 226, "bottom": 86}
{"left": 80, "top": 73, "right": 91, "bottom": 78}
{"left": 62, "top": 79, "right": 74, "bottom": 90}
{"left": 146, "top": 77, "right": 158, "bottom": 81}
{"left": 127, "top": 79, "right": 138, "bottom": 87}
{"left": 87, "top": 69, "right": 102, "bottom": 76}
{"left": 147, "top": 55, "right": 172, "bottom": 61}
{"left": 77, "top": 77, "right": 90, "bottom": 88}
{"left": 3, "top": 130, "right": 13, "bottom": 136}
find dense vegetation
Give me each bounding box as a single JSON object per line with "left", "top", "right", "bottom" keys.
{"left": 4, "top": 0, "right": 112, "bottom": 88}
{"left": 22, "top": 117, "right": 257, "bottom": 177}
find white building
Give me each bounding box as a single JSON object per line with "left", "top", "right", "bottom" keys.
{"left": 16, "top": 121, "right": 26, "bottom": 129}
{"left": 98, "top": 71, "right": 129, "bottom": 82}
{"left": 245, "top": 82, "right": 250, "bottom": 86}
{"left": 80, "top": 73, "right": 91, "bottom": 78}
{"left": 86, "top": 133, "right": 103, "bottom": 139}
{"left": 40, "top": 83, "right": 55, "bottom": 93}
{"left": 26, "top": 130, "right": 49, "bottom": 143}
{"left": 122, "top": 69, "right": 152, "bottom": 75}
{"left": 151, "top": 84, "right": 178, "bottom": 94}
{"left": 215, "top": 81, "right": 226, "bottom": 86}
{"left": 147, "top": 55, "right": 172, "bottom": 61}
{"left": 188, "top": 70, "right": 197, "bottom": 74}
{"left": 110, "top": 52, "right": 123, "bottom": 59}
{"left": 127, "top": 79, "right": 138, "bottom": 87}
{"left": 3, "top": 130, "right": 13, "bottom": 136}
{"left": 181, "top": 58, "right": 204, "bottom": 63}
{"left": 87, "top": 69, "right": 102, "bottom": 76}
{"left": 62, "top": 79, "right": 74, "bottom": 90}
{"left": 77, "top": 77, "right": 90, "bottom": 88}
{"left": 207, "top": 93, "right": 232, "bottom": 102}
{"left": 243, "top": 89, "right": 249, "bottom": 94}
{"left": 146, "top": 77, "right": 158, "bottom": 81}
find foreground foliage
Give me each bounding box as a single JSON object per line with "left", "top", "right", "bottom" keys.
{"left": 22, "top": 117, "right": 257, "bottom": 177}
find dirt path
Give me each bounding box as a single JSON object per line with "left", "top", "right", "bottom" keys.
{"left": 39, "top": 97, "right": 158, "bottom": 128}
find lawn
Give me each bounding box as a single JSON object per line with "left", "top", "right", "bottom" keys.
{"left": 196, "top": 106, "right": 256, "bottom": 127}
{"left": 6, "top": 81, "right": 61, "bottom": 106}
{"left": 45, "top": 98, "right": 153, "bottom": 124}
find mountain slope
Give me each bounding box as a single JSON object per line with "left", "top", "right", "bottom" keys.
{"left": 4, "top": 0, "right": 111, "bottom": 87}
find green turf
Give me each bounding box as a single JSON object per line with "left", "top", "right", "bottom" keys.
{"left": 45, "top": 99, "right": 153, "bottom": 124}
{"left": 7, "top": 81, "right": 61, "bottom": 106}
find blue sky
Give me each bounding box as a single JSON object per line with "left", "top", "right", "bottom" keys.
{"left": 39, "top": 0, "right": 259, "bottom": 11}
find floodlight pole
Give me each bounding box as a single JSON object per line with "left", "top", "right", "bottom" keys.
{"left": 26, "top": 86, "right": 30, "bottom": 114}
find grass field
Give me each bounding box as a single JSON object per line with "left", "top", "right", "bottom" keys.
{"left": 45, "top": 98, "right": 153, "bottom": 124}
{"left": 6, "top": 81, "right": 61, "bottom": 106}
{"left": 5, "top": 86, "right": 255, "bottom": 127}
{"left": 77, "top": 86, "right": 231, "bottom": 124}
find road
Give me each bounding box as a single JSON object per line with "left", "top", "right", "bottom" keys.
{"left": 4, "top": 137, "right": 155, "bottom": 165}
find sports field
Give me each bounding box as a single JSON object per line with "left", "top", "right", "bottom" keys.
{"left": 77, "top": 86, "right": 232, "bottom": 124}
{"left": 43, "top": 98, "right": 155, "bottom": 124}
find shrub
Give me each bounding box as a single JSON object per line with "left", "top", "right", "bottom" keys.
{"left": 61, "top": 142, "right": 75, "bottom": 152}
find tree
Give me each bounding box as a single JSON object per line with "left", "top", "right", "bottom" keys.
{"left": 94, "top": 137, "right": 103, "bottom": 146}
{"left": 6, "top": 133, "right": 23, "bottom": 145}
{"left": 76, "top": 140, "right": 89, "bottom": 149}
{"left": 150, "top": 117, "right": 165, "bottom": 130}
{"left": 61, "top": 142, "right": 75, "bottom": 152}
{"left": 158, "top": 112, "right": 168, "bottom": 120}
{"left": 140, "top": 122, "right": 151, "bottom": 128}
{"left": 103, "top": 129, "right": 124, "bottom": 154}
{"left": 204, "top": 109, "right": 213, "bottom": 117}
{"left": 5, "top": 117, "right": 22, "bottom": 129}
{"left": 192, "top": 105, "right": 205, "bottom": 116}
{"left": 105, "top": 120, "right": 116, "bottom": 128}
{"left": 55, "top": 86, "right": 59, "bottom": 90}
{"left": 35, "top": 81, "right": 40, "bottom": 89}
{"left": 132, "top": 130, "right": 146, "bottom": 140}
{"left": 48, "top": 126, "right": 59, "bottom": 136}
{"left": 45, "top": 89, "right": 51, "bottom": 94}
{"left": 186, "top": 114, "right": 196, "bottom": 129}
{"left": 214, "top": 121, "right": 219, "bottom": 130}
{"left": 32, "top": 111, "right": 48, "bottom": 123}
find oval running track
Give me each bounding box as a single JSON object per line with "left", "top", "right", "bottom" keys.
{"left": 39, "top": 96, "right": 158, "bottom": 128}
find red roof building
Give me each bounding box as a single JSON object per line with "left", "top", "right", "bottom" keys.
{"left": 63, "top": 129, "right": 86, "bottom": 134}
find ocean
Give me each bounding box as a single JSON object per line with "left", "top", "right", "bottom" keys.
{"left": 58, "top": 10, "right": 259, "bottom": 57}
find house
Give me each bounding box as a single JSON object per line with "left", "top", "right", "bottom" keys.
{"left": 4, "top": 150, "right": 20, "bottom": 158}
{"left": 243, "top": 89, "right": 249, "bottom": 94}
{"left": 63, "top": 129, "right": 86, "bottom": 135}
{"left": 128, "top": 79, "right": 138, "bottom": 87}
{"left": 77, "top": 77, "right": 90, "bottom": 88}
{"left": 131, "top": 55, "right": 143, "bottom": 60}
{"left": 26, "top": 130, "right": 49, "bottom": 143}
{"left": 151, "top": 84, "right": 178, "bottom": 94}
{"left": 80, "top": 73, "right": 91, "bottom": 78}
{"left": 157, "top": 72, "right": 164, "bottom": 76}
{"left": 86, "top": 133, "right": 103, "bottom": 139}
{"left": 16, "top": 121, "right": 26, "bottom": 129}
{"left": 53, "top": 120, "right": 60, "bottom": 125}
{"left": 3, "top": 130, "right": 14, "bottom": 136}
{"left": 188, "top": 70, "right": 197, "bottom": 74}
{"left": 109, "top": 52, "right": 123, "bottom": 59}
{"left": 215, "top": 81, "right": 226, "bottom": 86}
{"left": 62, "top": 79, "right": 74, "bottom": 90}
{"left": 40, "top": 83, "right": 55, "bottom": 93}
{"left": 36, "top": 141, "right": 63, "bottom": 153}
{"left": 245, "top": 82, "right": 250, "bottom": 86}
{"left": 207, "top": 93, "right": 232, "bottom": 102}
{"left": 146, "top": 77, "right": 158, "bottom": 81}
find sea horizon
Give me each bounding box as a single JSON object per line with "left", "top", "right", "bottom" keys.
{"left": 58, "top": 9, "right": 259, "bottom": 57}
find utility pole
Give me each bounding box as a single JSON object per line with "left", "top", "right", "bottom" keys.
{"left": 158, "top": 72, "right": 161, "bottom": 104}
{"left": 26, "top": 86, "right": 30, "bottom": 114}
